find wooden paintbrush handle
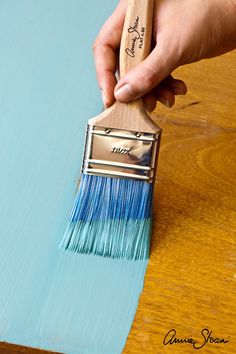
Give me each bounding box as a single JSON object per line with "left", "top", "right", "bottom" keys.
{"left": 119, "top": 0, "right": 154, "bottom": 78}
{"left": 90, "top": 0, "right": 161, "bottom": 134}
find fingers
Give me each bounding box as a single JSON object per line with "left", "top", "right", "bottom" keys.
{"left": 93, "top": 44, "right": 117, "bottom": 107}
{"left": 94, "top": 1, "right": 188, "bottom": 109}
{"left": 143, "top": 76, "right": 187, "bottom": 111}
{"left": 162, "top": 76, "right": 187, "bottom": 96}
{"left": 143, "top": 92, "right": 157, "bottom": 112}
{"left": 114, "top": 45, "right": 175, "bottom": 102}
{"left": 155, "top": 85, "right": 176, "bottom": 108}
{"left": 93, "top": 1, "right": 127, "bottom": 107}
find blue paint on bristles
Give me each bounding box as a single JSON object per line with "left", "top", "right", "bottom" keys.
{"left": 59, "top": 174, "right": 153, "bottom": 260}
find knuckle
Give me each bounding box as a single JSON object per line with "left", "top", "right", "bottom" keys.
{"left": 92, "top": 37, "right": 104, "bottom": 52}
{"left": 136, "top": 66, "right": 158, "bottom": 89}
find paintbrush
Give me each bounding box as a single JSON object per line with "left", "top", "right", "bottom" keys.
{"left": 59, "top": 0, "right": 162, "bottom": 260}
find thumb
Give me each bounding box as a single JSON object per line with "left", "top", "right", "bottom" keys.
{"left": 114, "top": 46, "right": 176, "bottom": 102}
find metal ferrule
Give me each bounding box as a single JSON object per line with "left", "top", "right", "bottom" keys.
{"left": 82, "top": 125, "right": 161, "bottom": 183}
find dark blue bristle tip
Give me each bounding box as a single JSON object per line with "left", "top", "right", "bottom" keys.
{"left": 59, "top": 174, "right": 154, "bottom": 260}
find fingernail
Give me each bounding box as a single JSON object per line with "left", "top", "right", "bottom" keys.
{"left": 146, "top": 103, "right": 156, "bottom": 112}
{"left": 101, "top": 90, "right": 108, "bottom": 107}
{"left": 158, "top": 96, "right": 171, "bottom": 108}
{"left": 115, "top": 84, "right": 134, "bottom": 101}
{"left": 172, "top": 87, "right": 185, "bottom": 95}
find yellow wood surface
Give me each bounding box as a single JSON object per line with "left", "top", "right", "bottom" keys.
{"left": 0, "top": 342, "right": 60, "bottom": 354}
{"left": 124, "top": 50, "right": 236, "bottom": 353}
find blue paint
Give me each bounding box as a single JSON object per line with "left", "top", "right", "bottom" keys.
{"left": 60, "top": 218, "right": 152, "bottom": 260}
{"left": 0, "top": 1, "right": 148, "bottom": 354}
{"left": 70, "top": 175, "right": 153, "bottom": 221}
{"left": 59, "top": 174, "right": 153, "bottom": 259}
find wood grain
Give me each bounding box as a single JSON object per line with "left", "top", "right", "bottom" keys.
{"left": 123, "top": 50, "right": 236, "bottom": 353}
{"left": 0, "top": 342, "right": 61, "bottom": 354}
{"left": 1, "top": 46, "right": 235, "bottom": 354}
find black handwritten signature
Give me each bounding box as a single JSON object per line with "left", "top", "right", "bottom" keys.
{"left": 125, "top": 16, "right": 141, "bottom": 58}
{"left": 163, "top": 329, "right": 229, "bottom": 350}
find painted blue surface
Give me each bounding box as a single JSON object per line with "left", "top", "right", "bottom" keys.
{"left": 0, "top": 1, "right": 148, "bottom": 353}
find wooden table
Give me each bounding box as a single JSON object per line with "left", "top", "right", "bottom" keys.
{"left": 1, "top": 51, "right": 235, "bottom": 354}
{"left": 124, "top": 50, "right": 236, "bottom": 353}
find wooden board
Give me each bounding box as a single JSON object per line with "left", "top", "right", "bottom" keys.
{"left": 0, "top": 342, "right": 60, "bottom": 354}
{"left": 1, "top": 51, "right": 235, "bottom": 354}
{"left": 124, "top": 50, "right": 236, "bottom": 353}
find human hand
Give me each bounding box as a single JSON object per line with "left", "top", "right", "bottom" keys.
{"left": 93, "top": 0, "right": 236, "bottom": 111}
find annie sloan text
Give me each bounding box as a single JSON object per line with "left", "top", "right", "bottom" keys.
{"left": 163, "top": 329, "right": 229, "bottom": 350}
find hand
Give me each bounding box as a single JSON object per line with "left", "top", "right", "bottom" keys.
{"left": 93, "top": 0, "right": 236, "bottom": 111}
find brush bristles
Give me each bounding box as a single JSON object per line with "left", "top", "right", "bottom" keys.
{"left": 60, "top": 174, "right": 154, "bottom": 260}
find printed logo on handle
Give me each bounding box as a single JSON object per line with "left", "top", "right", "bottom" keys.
{"left": 125, "top": 16, "right": 145, "bottom": 58}
{"left": 111, "top": 147, "right": 132, "bottom": 155}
